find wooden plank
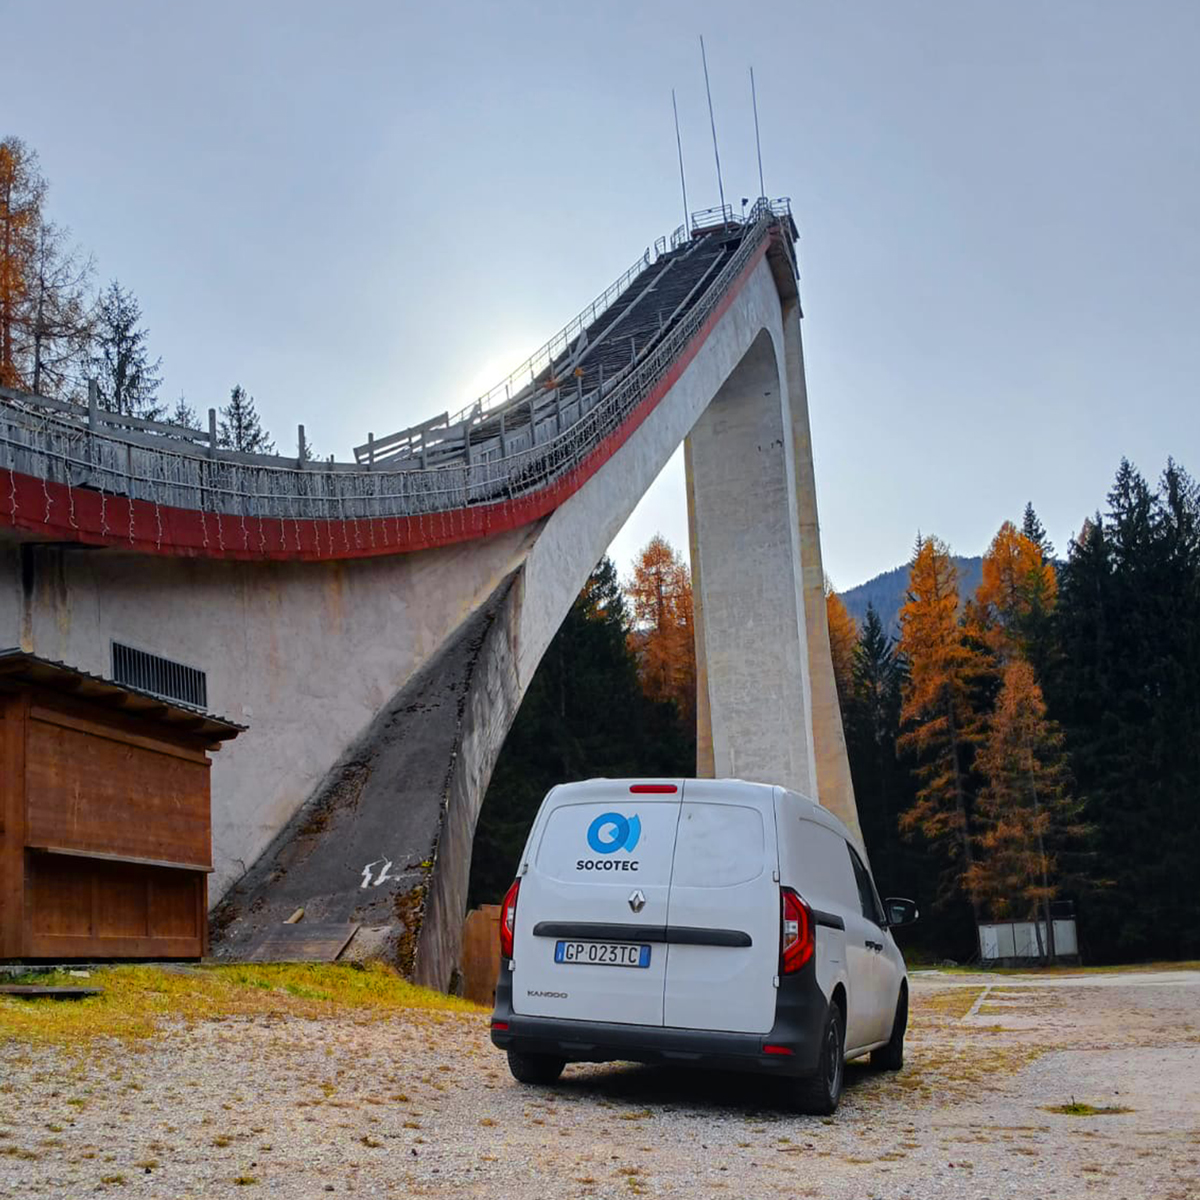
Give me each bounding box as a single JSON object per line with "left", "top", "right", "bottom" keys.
{"left": 28, "top": 855, "right": 204, "bottom": 950}
{"left": 24, "top": 932, "right": 202, "bottom": 958}
{"left": 25, "top": 719, "right": 210, "bottom": 867}
{"left": 240, "top": 923, "right": 360, "bottom": 963}
{"left": 199, "top": 873, "right": 209, "bottom": 958}
{"left": 30, "top": 704, "right": 211, "bottom": 764}
{"left": 0, "top": 985, "right": 103, "bottom": 999}
{"left": 29, "top": 855, "right": 92, "bottom": 937}
{"left": 461, "top": 905, "right": 502, "bottom": 1006}
{"left": 0, "top": 694, "right": 28, "bottom": 958}
{"left": 27, "top": 846, "right": 213, "bottom": 872}
{"left": 354, "top": 411, "right": 449, "bottom": 459}
{"left": 145, "top": 869, "right": 203, "bottom": 940}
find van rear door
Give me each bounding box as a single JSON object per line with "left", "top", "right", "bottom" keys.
{"left": 662, "top": 780, "right": 780, "bottom": 1033}
{"left": 511, "top": 781, "right": 684, "bottom": 1027}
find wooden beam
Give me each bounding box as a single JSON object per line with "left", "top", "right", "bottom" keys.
{"left": 0, "top": 985, "right": 104, "bottom": 999}
{"left": 27, "top": 846, "right": 213, "bottom": 873}
{"left": 0, "top": 694, "right": 29, "bottom": 957}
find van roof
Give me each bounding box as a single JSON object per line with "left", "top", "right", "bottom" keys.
{"left": 547, "top": 778, "right": 854, "bottom": 843}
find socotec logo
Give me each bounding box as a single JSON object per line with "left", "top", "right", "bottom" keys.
{"left": 586, "top": 811, "right": 642, "bottom": 854}
{"left": 577, "top": 811, "right": 641, "bottom": 872}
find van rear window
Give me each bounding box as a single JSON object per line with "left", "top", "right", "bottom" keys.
{"left": 671, "top": 803, "right": 765, "bottom": 889}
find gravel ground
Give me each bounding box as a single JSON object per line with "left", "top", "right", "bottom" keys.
{"left": 2, "top": 969, "right": 1198, "bottom": 1198}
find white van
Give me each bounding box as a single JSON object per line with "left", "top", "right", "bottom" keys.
{"left": 489, "top": 778, "right": 917, "bottom": 1114}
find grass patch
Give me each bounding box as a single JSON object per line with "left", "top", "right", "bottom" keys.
{"left": 1044, "top": 1102, "right": 1135, "bottom": 1116}
{"left": 0, "top": 962, "right": 483, "bottom": 1048}
{"left": 915, "top": 960, "right": 1200, "bottom": 977}
{"left": 914, "top": 988, "right": 985, "bottom": 1021}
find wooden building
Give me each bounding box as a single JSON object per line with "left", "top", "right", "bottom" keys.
{"left": 0, "top": 650, "right": 242, "bottom": 961}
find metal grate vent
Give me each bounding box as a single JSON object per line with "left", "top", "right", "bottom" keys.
{"left": 111, "top": 642, "right": 207, "bottom": 710}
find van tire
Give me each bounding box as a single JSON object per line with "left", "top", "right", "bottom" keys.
{"left": 871, "top": 989, "right": 907, "bottom": 1071}
{"left": 793, "top": 1002, "right": 845, "bottom": 1115}
{"left": 506, "top": 1049, "right": 566, "bottom": 1085}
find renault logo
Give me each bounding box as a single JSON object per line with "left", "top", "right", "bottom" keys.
{"left": 628, "top": 889, "right": 646, "bottom": 913}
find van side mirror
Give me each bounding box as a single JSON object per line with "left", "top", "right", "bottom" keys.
{"left": 884, "top": 897, "right": 918, "bottom": 928}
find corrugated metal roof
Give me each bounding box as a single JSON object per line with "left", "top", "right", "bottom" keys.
{"left": 0, "top": 649, "right": 245, "bottom": 743}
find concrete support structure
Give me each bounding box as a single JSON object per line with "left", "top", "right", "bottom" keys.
{"left": 684, "top": 314, "right": 859, "bottom": 842}
{"left": 0, "top": 209, "right": 859, "bottom": 988}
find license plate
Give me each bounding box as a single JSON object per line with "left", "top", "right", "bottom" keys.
{"left": 554, "top": 940, "right": 651, "bottom": 968}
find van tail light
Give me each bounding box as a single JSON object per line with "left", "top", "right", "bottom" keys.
{"left": 780, "top": 887, "right": 814, "bottom": 974}
{"left": 499, "top": 878, "right": 520, "bottom": 960}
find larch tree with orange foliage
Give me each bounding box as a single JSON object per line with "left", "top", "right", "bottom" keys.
{"left": 897, "top": 536, "right": 993, "bottom": 917}
{"left": 625, "top": 535, "right": 696, "bottom": 733}
{"left": 0, "top": 137, "right": 93, "bottom": 399}
{"left": 0, "top": 137, "right": 46, "bottom": 389}
{"left": 825, "top": 585, "right": 858, "bottom": 709}
{"left": 966, "top": 658, "right": 1084, "bottom": 961}
{"left": 970, "top": 520, "right": 1057, "bottom": 665}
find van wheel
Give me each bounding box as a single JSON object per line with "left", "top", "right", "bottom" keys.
{"left": 793, "top": 1002, "right": 845, "bottom": 1115}
{"left": 871, "top": 989, "right": 907, "bottom": 1071}
{"left": 506, "top": 1049, "right": 565, "bottom": 1085}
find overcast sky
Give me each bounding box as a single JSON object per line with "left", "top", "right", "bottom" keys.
{"left": 5, "top": 0, "right": 1198, "bottom": 588}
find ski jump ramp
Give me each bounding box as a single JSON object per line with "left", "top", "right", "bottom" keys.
{"left": 0, "top": 199, "right": 857, "bottom": 988}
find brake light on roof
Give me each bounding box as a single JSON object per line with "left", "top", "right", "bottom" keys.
{"left": 499, "top": 878, "right": 520, "bottom": 959}
{"left": 780, "top": 886, "right": 814, "bottom": 974}
{"left": 629, "top": 784, "right": 678, "bottom": 794}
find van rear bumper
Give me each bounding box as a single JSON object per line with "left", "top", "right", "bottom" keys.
{"left": 490, "top": 963, "right": 827, "bottom": 1077}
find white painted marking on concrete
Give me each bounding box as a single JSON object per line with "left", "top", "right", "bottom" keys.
{"left": 357, "top": 859, "right": 391, "bottom": 888}
{"left": 964, "top": 984, "right": 994, "bottom": 1021}
{"left": 360, "top": 858, "right": 394, "bottom": 889}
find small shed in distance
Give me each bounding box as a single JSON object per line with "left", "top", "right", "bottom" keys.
{"left": 0, "top": 651, "right": 243, "bottom": 961}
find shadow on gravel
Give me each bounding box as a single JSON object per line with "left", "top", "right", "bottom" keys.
{"left": 543, "top": 1060, "right": 882, "bottom": 1119}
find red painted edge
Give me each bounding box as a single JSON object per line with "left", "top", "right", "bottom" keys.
{"left": 0, "top": 239, "right": 771, "bottom": 561}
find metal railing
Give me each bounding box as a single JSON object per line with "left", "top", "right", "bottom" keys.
{"left": 0, "top": 383, "right": 216, "bottom": 451}
{"left": 440, "top": 246, "right": 658, "bottom": 431}
{"left": 0, "top": 201, "right": 792, "bottom": 545}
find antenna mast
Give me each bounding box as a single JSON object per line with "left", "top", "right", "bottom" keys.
{"left": 672, "top": 89, "right": 690, "bottom": 238}
{"left": 751, "top": 66, "right": 765, "bottom": 200}
{"left": 699, "top": 35, "right": 726, "bottom": 221}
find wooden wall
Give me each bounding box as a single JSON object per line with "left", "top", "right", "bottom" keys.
{"left": 0, "top": 688, "right": 213, "bottom": 960}
{"left": 460, "top": 904, "right": 501, "bottom": 1006}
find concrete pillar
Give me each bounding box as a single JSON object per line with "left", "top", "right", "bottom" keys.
{"left": 684, "top": 328, "right": 817, "bottom": 796}
{"left": 684, "top": 438, "right": 715, "bottom": 778}
{"left": 780, "top": 298, "right": 863, "bottom": 845}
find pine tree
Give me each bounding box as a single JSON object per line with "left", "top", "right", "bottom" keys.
{"left": 90, "top": 280, "right": 163, "bottom": 418}
{"left": 897, "top": 536, "right": 993, "bottom": 919}
{"left": 845, "top": 607, "right": 906, "bottom": 868}
{"left": 625, "top": 535, "right": 696, "bottom": 732}
{"left": 170, "top": 394, "right": 200, "bottom": 430}
{"left": 218, "top": 384, "right": 275, "bottom": 453}
{"left": 1049, "top": 458, "right": 1200, "bottom": 960}
{"left": 1022, "top": 501, "right": 1055, "bottom": 562}
{"left": 967, "top": 660, "right": 1083, "bottom": 961}
{"left": 825, "top": 586, "right": 858, "bottom": 709}
{"left": 0, "top": 137, "right": 47, "bottom": 388}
